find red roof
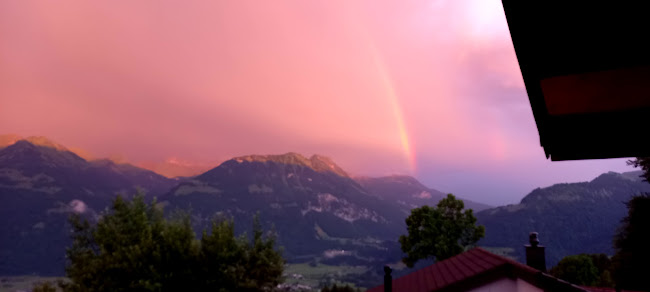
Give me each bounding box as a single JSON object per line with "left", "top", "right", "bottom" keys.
{"left": 367, "top": 248, "right": 587, "bottom": 292}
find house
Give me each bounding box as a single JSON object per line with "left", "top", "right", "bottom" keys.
{"left": 367, "top": 233, "right": 639, "bottom": 292}
{"left": 366, "top": 249, "right": 583, "bottom": 292}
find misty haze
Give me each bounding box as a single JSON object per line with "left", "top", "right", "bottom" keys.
{"left": 1, "top": 1, "right": 649, "bottom": 292}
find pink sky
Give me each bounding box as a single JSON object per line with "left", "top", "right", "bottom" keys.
{"left": 0, "top": 0, "right": 633, "bottom": 205}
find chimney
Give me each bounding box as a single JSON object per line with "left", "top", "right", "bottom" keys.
{"left": 525, "top": 232, "right": 546, "bottom": 272}
{"left": 384, "top": 265, "right": 392, "bottom": 292}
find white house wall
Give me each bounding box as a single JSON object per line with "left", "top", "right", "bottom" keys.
{"left": 466, "top": 277, "right": 543, "bottom": 292}
{"left": 516, "top": 278, "right": 543, "bottom": 292}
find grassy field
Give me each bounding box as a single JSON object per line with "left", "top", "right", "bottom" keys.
{"left": 1, "top": 267, "right": 366, "bottom": 292}
{"left": 285, "top": 263, "right": 368, "bottom": 290}
{"left": 1, "top": 264, "right": 368, "bottom": 292}
{"left": 0, "top": 276, "right": 64, "bottom": 292}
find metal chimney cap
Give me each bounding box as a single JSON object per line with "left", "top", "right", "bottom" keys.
{"left": 529, "top": 232, "right": 540, "bottom": 247}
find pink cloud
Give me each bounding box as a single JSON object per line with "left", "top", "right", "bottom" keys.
{"left": 0, "top": 0, "right": 632, "bottom": 204}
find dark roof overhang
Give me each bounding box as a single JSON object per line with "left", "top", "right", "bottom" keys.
{"left": 501, "top": 1, "right": 650, "bottom": 160}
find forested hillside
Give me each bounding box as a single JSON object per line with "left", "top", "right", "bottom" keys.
{"left": 477, "top": 171, "right": 650, "bottom": 266}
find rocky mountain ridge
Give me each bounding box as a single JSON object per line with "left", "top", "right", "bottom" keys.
{"left": 3, "top": 135, "right": 641, "bottom": 282}
{"left": 476, "top": 170, "right": 650, "bottom": 267}
{"left": 355, "top": 175, "right": 491, "bottom": 214}
{"left": 0, "top": 138, "right": 466, "bottom": 276}
{"left": 231, "top": 153, "right": 350, "bottom": 178}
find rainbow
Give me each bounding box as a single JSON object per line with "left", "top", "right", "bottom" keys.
{"left": 367, "top": 43, "right": 416, "bottom": 173}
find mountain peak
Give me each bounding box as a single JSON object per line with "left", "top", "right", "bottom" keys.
{"left": 307, "top": 154, "right": 349, "bottom": 177}
{"left": 590, "top": 170, "right": 645, "bottom": 183}
{"left": 233, "top": 152, "right": 310, "bottom": 165}
{"left": 0, "top": 140, "right": 87, "bottom": 169}
{"left": 230, "top": 152, "right": 349, "bottom": 177}
{"left": 23, "top": 136, "right": 69, "bottom": 151}
{"left": 386, "top": 175, "right": 423, "bottom": 185}
{"left": 621, "top": 170, "right": 645, "bottom": 182}
{"left": 355, "top": 175, "right": 429, "bottom": 190}
{"left": 0, "top": 134, "right": 22, "bottom": 147}
{"left": 0, "top": 134, "right": 69, "bottom": 152}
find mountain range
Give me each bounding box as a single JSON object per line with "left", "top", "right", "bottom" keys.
{"left": 1, "top": 135, "right": 648, "bottom": 285}
{"left": 355, "top": 175, "right": 491, "bottom": 215}
{"left": 0, "top": 137, "right": 482, "bottom": 276}
{"left": 0, "top": 140, "right": 176, "bottom": 275}
{"left": 0, "top": 134, "right": 211, "bottom": 178}
{"left": 476, "top": 170, "right": 650, "bottom": 266}
{"left": 164, "top": 153, "right": 407, "bottom": 264}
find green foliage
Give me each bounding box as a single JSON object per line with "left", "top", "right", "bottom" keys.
{"left": 476, "top": 172, "right": 650, "bottom": 268}
{"left": 612, "top": 194, "right": 650, "bottom": 291}
{"left": 320, "top": 283, "right": 361, "bottom": 292}
{"left": 199, "top": 217, "right": 285, "bottom": 291}
{"left": 32, "top": 281, "right": 58, "bottom": 292}
{"left": 627, "top": 157, "right": 650, "bottom": 182}
{"left": 60, "top": 192, "right": 284, "bottom": 292}
{"left": 550, "top": 253, "right": 618, "bottom": 287}
{"left": 596, "top": 270, "right": 614, "bottom": 288}
{"left": 549, "top": 254, "right": 599, "bottom": 286}
{"left": 587, "top": 254, "right": 614, "bottom": 288}
{"left": 398, "top": 194, "right": 485, "bottom": 267}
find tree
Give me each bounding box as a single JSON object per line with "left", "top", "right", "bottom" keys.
{"left": 627, "top": 157, "right": 650, "bottom": 182}
{"left": 611, "top": 194, "right": 650, "bottom": 291}
{"left": 198, "top": 217, "right": 285, "bottom": 291}
{"left": 61, "top": 193, "right": 284, "bottom": 292}
{"left": 549, "top": 254, "right": 599, "bottom": 286}
{"left": 32, "top": 281, "right": 58, "bottom": 292}
{"left": 550, "top": 253, "right": 614, "bottom": 288}
{"left": 398, "top": 194, "right": 485, "bottom": 267}
{"left": 587, "top": 253, "right": 614, "bottom": 288}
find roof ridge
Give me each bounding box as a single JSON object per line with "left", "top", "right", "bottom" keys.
{"left": 468, "top": 248, "right": 503, "bottom": 270}
{"left": 367, "top": 247, "right": 589, "bottom": 292}
{"left": 467, "top": 249, "right": 495, "bottom": 272}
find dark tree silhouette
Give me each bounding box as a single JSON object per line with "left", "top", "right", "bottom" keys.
{"left": 399, "top": 194, "right": 484, "bottom": 267}
{"left": 550, "top": 254, "right": 599, "bottom": 286}
{"left": 612, "top": 194, "right": 650, "bottom": 291}
{"left": 60, "top": 193, "right": 284, "bottom": 292}
{"left": 627, "top": 157, "right": 650, "bottom": 182}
